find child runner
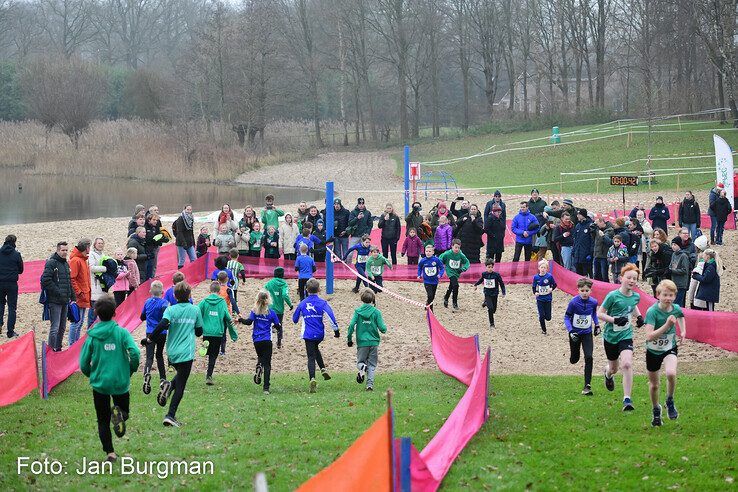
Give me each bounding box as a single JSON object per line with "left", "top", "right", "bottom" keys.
{"left": 216, "top": 270, "right": 238, "bottom": 356}
{"left": 211, "top": 255, "right": 235, "bottom": 285}
{"left": 263, "top": 225, "right": 281, "bottom": 259}
{"left": 226, "top": 248, "right": 245, "bottom": 312}
{"left": 198, "top": 282, "right": 238, "bottom": 386}
{"left": 417, "top": 244, "right": 445, "bottom": 311}
{"left": 264, "top": 267, "right": 293, "bottom": 349}
{"left": 142, "top": 281, "right": 203, "bottom": 427}
{"left": 344, "top": 234, "right": 372, "bottom": 294}
{"left": 401, "top": 227, "right": 423, "bottom": 265}
{"left": 365, "top": 245, "right": 392, "bottom": 293}
{"left": 196, "top": 226, "right": 211, "bottom": 258}
{"left": 240, "top": 290, "right": 282, "bottom": 394}
{"left": 564, "top": 278, "right": 601, "bottom": 396}
{"left": 249, "top": 222, "right": 264, "bottom": 258}
{"left": 140, "top": 280, "right": 169, "bottom": 395}
{"left": 292, "top": 278, "right": 340, "bottom": 393}
{"left": 295, "top": 243, "right": 317, "bottom": 301}
{"left": 295, "top": 227, "right": 322, "bottom": 257}
{"left": 439, "top": 238, "right": 470, "bottom": 311}
{"left": 644, "top": 279, "right": 686, "bottom": 426}
{"left": 347, "top": 289, "right": 387, "bottom": 391}
{"left": 164, "top": 272, "right": 187, "bottom": 305}
{"left": 597, "top": 263, "right": 645, "bottom": 412}
{"left": 532, "top": 259, "right": 557, "bottom": 334}
{"left": 79, "top": 295, "right": 140, "bottom": 462}
{"left": 474, "top": 259, "right": 506, "bottom": 328}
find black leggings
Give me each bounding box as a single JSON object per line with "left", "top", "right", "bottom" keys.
{"left": 381, "top": 239, "right": 399, "bottom": 265}
{"left": 144, "top": 334, "right": 167, "bottom": 380}
{"left": 113, "top": 290, "right": 127, "bottom": 306}
{"left": 298, "top": 278, "right": 309, "bottom": 301}
{"left": 444, "top": 277, "right": 460, "bottom": 304}
{"left": 370, "top": 275, "right": 383, "bottom": 293}
{"left": 167, "top": 360, "right": 192, "bottom": 419}
{"left": 93, "top": 390, "right": 129, "bottom": 453}
{"left": 424, "top": 284, "right": 438, "bottom": 311}
{"left": 254, "top": 340, "right": 273, "bottom": 390}
{"left": 569, "top": 332, "right": 594, "bottom": 385}
{"left": 304, "top": 339, "right": 325, "bottom": 380}
{"left": 275, "top": 312, "right": 284, "bottom": 345}
{"left": 485, "top": 294, "right": 498, "bottom": 325}
{"left": 204, "top": 336, "right": 222, "bottom": 378}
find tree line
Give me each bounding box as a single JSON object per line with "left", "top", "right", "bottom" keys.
{"left": 0, "top": 0, "right": 736, "bottom": 149}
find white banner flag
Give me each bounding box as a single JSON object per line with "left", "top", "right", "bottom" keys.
{"left": 714, "top": 134, "right": 735, "bottom": 206}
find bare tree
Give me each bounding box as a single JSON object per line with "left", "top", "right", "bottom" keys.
{"left": 468, "top": 0, "right": 502, "bottom": 117}
{"left": 37, "top": 0, "right": 97, "bottom": 58}
{"left": 450, "top": 0, "right": 471, "bottom": 129}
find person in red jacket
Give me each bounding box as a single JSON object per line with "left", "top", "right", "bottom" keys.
{"left": 69, "top": 238, "right": 92, "bottom": 345}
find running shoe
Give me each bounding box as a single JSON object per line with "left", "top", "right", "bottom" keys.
{"left": 489, "top": 324, "right": 495, "bottom": 329}
{"left": 452, "top": 303, "right": 459, "bottom": 311}
{"left": 622, "top": 397, "right": 635, "bottom": 412}
{"left": 254, "top": 363, "right": 263, "bottom": 385}
{"left": 581, "top": 384, "right": 593, "bottom": 396}
{"left": 321, "top": 368, "right": 331, "bottom": 380}
{"left": 157, "top": 380, "right": 172, "bottom": 407}
{"left": 604, "top": 368, "right": 615, "bottom": 392}
{"left": 351, "top": 287, "right": 360, "bottom": 293}
{"left": 443, "top": 298, "right": 449, "bottom": 308}
{"left": 651, "top": 405, "right": 663, "bottom": 427}
{"left": 309, "top": 378, "right": 317, "bottom": 393}
{"left": 162, "top": 415, "right": 181, "bottom": 427}
{"left": 7, "top": 331, "right": 18, "bottom": 338}
{"left": 263, "top": 390, "right": 270, "bottom": 395}
{"left": 366, "top": 386, "right": 374, "bottom": 392}
{"left": 357, "top": 363, "right": 366, "bottom": 384}
{"left": 105, "top": 453, "right": 118, "bottom": 463}
{"left": 111, "top": 405, "right": 126, "bottom": 437}
{"left": 277, "top": 339, "right": 282, "bottom": 350}
{"left": 206, "top": 375, "right": 214, "bottom": 386}
{"left": 142, "top": 372, "right": 151, "bottom": 395}
{"left": 666, "top": 398, "right": 679, "bottom": 420}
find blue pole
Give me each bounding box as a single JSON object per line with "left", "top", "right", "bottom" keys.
{"left": 325, "top": 181, "right": 335, "bottom": 294}
{"left": 403, "top": 145, "right": 410, "bottom": 216}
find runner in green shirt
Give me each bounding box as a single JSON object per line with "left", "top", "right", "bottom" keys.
{"left": 644, "top": 279, "right": 686, "bottom": 426}
{"left": 365, "top": 246, "right": 392, "bottom": 294}
{"left": 264, "top": 267, "right": 293, "bottom": 349}
{"left": 439, "top": 239, "right": 470, "bottom": 311}
{"left": 597, "top": 263, "right": 644, "bottom": 412}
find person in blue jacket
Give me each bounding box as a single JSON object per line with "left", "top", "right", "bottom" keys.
{"left": 417, "top": 244, "right": 445, "bottom": 311}
{"left": 239, "top": 290, "right": 282, "bottom": 394}
{"left": 564, "top": 277, "right": 601, "bottom": 396}
{"left": 292, "top": 278, "right": 340, "bottom": 393}
{"left": 648, "top": 196, "right": 671, "bottom": 233}
{"left": 294, "top": 227, "right": 322, "bottom": 257}
{"left": 691, "top": 249, "right": 721, "bottom": 311}
{"left": 139, "top": 280, "right": 169, "bottom": 395}
{"left": 511, "top": 201, "right": 539, "bottom": 262}
{"left": 344, "top": 234, "right": 372, "bottom": 293}
{"left": 532, "top": 259, "right": 557, "bottom": 334}
{"left": 572, "top": 208, "right": 595, "bottom": 278}
{"left": 295, "top": 243, "right": 316, "bottom": 301}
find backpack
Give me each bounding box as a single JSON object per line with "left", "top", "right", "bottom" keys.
{"left": 98, "top": 256, "right": 119, "bottom": 292}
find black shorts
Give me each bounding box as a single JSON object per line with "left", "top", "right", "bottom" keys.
{"left": 603, "top": 338, "right": 634, "bottom": 361}
{"left": 646, "top": 348, "right": 678, "bottom": 372}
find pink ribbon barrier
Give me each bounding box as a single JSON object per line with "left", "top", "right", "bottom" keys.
{"left": 427, "top": 310, "right": 479, "bottom": 386}
{"left": 0, "top": 331, "right": 39, "bottom": 406}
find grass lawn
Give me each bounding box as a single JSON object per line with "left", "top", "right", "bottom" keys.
{"left": 2, "top": 367, "right": 737, "bottom": 490}
{"left": 395, "top": 120, "right": 738, "bottom": 194}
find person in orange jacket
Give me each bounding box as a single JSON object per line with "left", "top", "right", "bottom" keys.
{"left": 69, "top": 238, "right": 92, "bottom": 345}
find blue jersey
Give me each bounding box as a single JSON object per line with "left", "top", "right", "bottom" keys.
{"left": 295, "top": 234, "right": 322, "bottom": 254}
{"left": 295, "top": 254, "right": 316, "bottom": 279}
{"left": 248, "top": 309, "right": 281, "bottom": 342}
{"left": 292, "top": 294, "right": 339, "bottom": 340}
{"left": 532, "top": 273, "right": 557, "bottom": 302}
{"left": 418, "top": 256, "right": 445, "bottom": 285}
{"left": 564, "top": 296, "right": 599, "bottom": 334}
{"left": 210, "top": 268, "right": 235, "bottom": 285}
{"left": 141, "top": 296, "right": 169, "bottom": 334}
{"left": 164, "top": 286, "right": 193, "bottom": 306}
{"left": 345, "top": 244, "right": 371, "bottom": 265}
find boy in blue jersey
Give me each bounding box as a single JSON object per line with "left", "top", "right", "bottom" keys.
{"left": 139, "top": 281, "right": 169, "bottom": 395}
{"left": 294, "top": 227, "right": 322, "bottom": 257}
{"left": 240, "top": 290, "right": 282, "bottom": 395}
{"left": 564, "top": 277, "right": 600, "bottom": 395}
{"left": 164, "top": 271, "right": 193, "bottom": 305}
{"left": 210, "top": 254, "right": 235, "bottom": 285}
{"left": 417, "top": 244, "right": 445, "bottom": 311}
{"left": 295, "top": 243, "right": 317, "bottom": 301}
{"left": 532, "top": 259, "right": 557, "bottom": 334}
{"left": 292, "top": 278, "right": 340, "bottom": 393}
{"left": 344, "top": 234, "right": 372, "bottom": 293}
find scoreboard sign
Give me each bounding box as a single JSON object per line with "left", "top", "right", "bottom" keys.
{"left": 610, "top": 175, "right": 639, "bottom": 186}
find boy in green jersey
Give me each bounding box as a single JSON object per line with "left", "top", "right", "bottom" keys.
{"left": 365, "top": 246, "right": 392, "bottom": 294}
{"left": 264, "top": 267, "right": 293, "bottom": 349}
{"left": 439, "top": 239, "right": 470, "bottom": 311}
{"left": 597, "top": 263, "right": 645, "bottom": 412}
{"left": 644, "top": 279, "right": 686, "bottom": 426}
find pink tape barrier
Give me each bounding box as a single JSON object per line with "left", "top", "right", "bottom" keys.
{"left": 0, "top": 331, "right": 39, "bottom": 406}
{"left": 427, "top": 310, "right": 479, "bottom": 386}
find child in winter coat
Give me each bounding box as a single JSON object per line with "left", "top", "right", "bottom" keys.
{"left": 196, "top": 226, "right": 211, "bottom": 258}
{"left": 262, "top": 225, "right": 280, "bottom": 259}
{"left": 347, "top": 289, "right": 387, "bottom": 391}
{"left": 279, "top": 213, "right": 299, "bottom": 261}
{"left": 123, "top": 247, "right": 140, "bottom": 294}
{"left": 249, "top": 222, "right": 264, "bottom": 258}
{"left": 433, "top": 215, "right": 453, "bottom": 256}
{"left": 669, "top": 238, "right": 691, "bottom": 307}
{"left": 607, "top": 236, "right": 630, "bottom": 283}
{"left": 214, "top": 223, "right": 236, "bottom": 255}
{"left": 110, "top": 249, "right": 131, "bottom": 306}
{"left": 312, "top": 220, "right": 328, "bottom": 262}
{"left": 691, "top": 249, "right": 721, "bottom": 311}
{"left": 401, "top": 227, "right": 423, "bottom": 265}
{"left": 79, "top": 295, "right": 140, "bottom": 461}
{"left": 235, "top": 226, "right": 250, "bottom": 257}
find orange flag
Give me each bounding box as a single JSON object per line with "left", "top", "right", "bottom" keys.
{"left": 298, "top": 410, "right": 393, "bottom": 492}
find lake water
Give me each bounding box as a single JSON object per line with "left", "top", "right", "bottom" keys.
{"left": 0, "top": 170, "right": 324, "bottom": 225}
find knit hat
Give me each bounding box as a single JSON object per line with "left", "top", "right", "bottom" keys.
{"left": 357, "top": 197, "right": 365, "bottom": 204}
{"left": 717, "top": 182, "right": 725, "bottom": 189}
{"left": 671, "top": 237, "right": 683, "bottom": 247}
{"left": 577, "top": 208, "right": 588, "bottom": 218}
{"left": 274, "top": 267, "right": 284, "bottom": 278}
{"left": 316, "top": 219, "right": 324, "bottom": 226}
{"left": 531, "top": 188, "right": 540, "bottom": 194}
{"left": 563, "top": 198, "right": 574, "bottom": 207}
{"left": 694, "top": 235, "right": 709, "bottom": 251}
{"left": 656, "top": 196, "right": 663, "bottom": 202}
{"left": 334, "top": 198, "right": 342, "bottom": 205}
{"left": 494, "top": 190, "right": 502, "bottom": 197}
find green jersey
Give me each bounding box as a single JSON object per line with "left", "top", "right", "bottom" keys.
{"left": 227, "top": 259, "right": 244, "bottom": 291}
{"left": 261, "top": 208, "right": 285, "bottom": 231}
{"left": 264, "top": 277, "right": 293, "bottom": 314}
{"left": 365, "top": 254, "right": 391, "bottom": 279}
{"left": 601, "top": 289, "right": 640, "bottom": 344}
{"left": 162, "top": 302, "right": 204, "bottom": 364}
{"left": 438, "top": 250, "right": 470, "bottom": 279}
{"left": 644, "top": 302, "right": 683, "bottom": 354}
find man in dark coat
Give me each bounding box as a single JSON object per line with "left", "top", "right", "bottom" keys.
{"left": 572, "top": 209, "right": 595, "bottom": 277}
{"left": 405, "top": 201, "right": 424, "bottom": 236}
{"left": 678, "top": 191, "right": 701, "bottom": 239}
{"left": 329, "top": 198, "right": 351, "bottom": 259}
{"left": 648, "top": 196, "right": 671, "bottom": 232}
{"left": 454, "top": 206, "right": 484, "bottom": 263}
{"left": 484, "top": 190, "right": 507, "bottom": 224}
{"left": 348, "top": 197, "right": 373, "bottom": 248}
{"left": 0, "top": 235, "right": 24, "bottom": 338}
{"left": 485, "top": 204, "right": 506, "bottom": 263}
{"left": 40, "top": 241, "right": 75, "bottom": 351}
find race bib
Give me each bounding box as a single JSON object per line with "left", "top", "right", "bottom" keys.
{"left": 371, "top": 266, "right": 382, "bottom": 275}
{"left": 424, "top": 266, "right": 438, "bottom": 277}
{"left": 647, "top": 334, "right": 674, "bottom": 352}
{"left": 573, "top": 314, "right": 592, "bottom": 329}
{"left": 613, "top": 321, "right": 631, "bottom": 333}
{"left": 483, "top": 278, "right": 496, "bottom": 289}
{"left": 449, "top": 259, "right": 461, "bottom": 269}
{"left": 537, "top": 285, "right": 551, "bottom": 295}
{"left": 357, "top": 255, "right": 368, "bottom": 263}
